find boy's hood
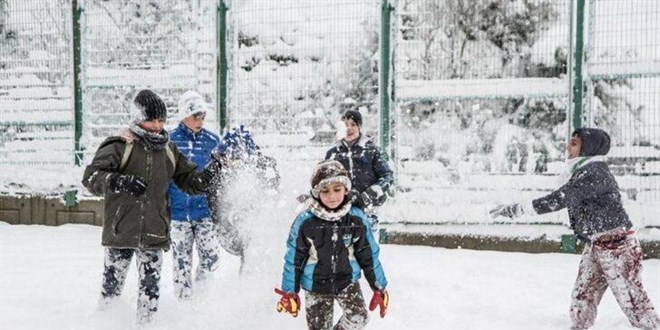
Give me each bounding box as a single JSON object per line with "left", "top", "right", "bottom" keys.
{"left": 573, "top": 127, "right": 611, "bottom": 156}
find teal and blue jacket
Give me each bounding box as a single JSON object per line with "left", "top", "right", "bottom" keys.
{"left": 281, "top": 206, "right": 387, "bottom": 294}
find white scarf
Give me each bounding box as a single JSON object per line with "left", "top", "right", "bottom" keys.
{"left": 556, "top": 155, "right": 607, "bottom": 187}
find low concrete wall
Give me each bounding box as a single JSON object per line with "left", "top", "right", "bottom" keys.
{"left": 381, "top": 230, "right": 660, "bottom": 259}
{"left": 0, "top": 195, "right": 103, "bottom": 226}
{"left": 1, "top": 195, "right": 657, "bottom": 259}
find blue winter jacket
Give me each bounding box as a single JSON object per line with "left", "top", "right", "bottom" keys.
{"left": 281, "top": 206, "right": 387, "bottom": 294}
{"left": 167, "top": 123, "right": 221, "bottom": 222}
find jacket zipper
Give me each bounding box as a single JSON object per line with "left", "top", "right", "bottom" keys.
{"left": 343, "top": 141, "right": 355, "bottom": 181}
{"left": 331, "top": 222, "right": 339, "bottom": 294}
{"left": 139, "top": 147, "right": 152, "bottom": 248}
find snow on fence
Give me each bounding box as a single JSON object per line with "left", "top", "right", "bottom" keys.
{"left": 0, "top": 0, "right": 658, "bottom": 228}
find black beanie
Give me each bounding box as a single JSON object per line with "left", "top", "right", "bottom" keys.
{"left": 572, "top": 127, "right": 611, "bottom": 156}
{"left": 133, "top": 89, "right": 167, "bottom": 123}
{"left": 341, "top": 110, "right": 362, "bottom": 127}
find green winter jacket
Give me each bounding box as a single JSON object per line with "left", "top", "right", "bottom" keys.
{"left": 82, "top": 131, "right": 209, "bottom": 250}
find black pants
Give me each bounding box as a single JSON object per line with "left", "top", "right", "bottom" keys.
{"left": 305, "top": 282, "right": 369, "bottom": 330}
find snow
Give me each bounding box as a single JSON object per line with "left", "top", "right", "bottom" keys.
{"left": 1, "top": 222, "right": 658, "bottom": 330}
{"left": 397, "top": 78, "right": 569, "bottom": 102}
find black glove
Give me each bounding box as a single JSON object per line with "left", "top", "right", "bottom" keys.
{"left": 365, "top": 185, "right": 386, "bottom": 206}
{"left": 348, "top": 189, "right": 362, "bottom": 206}
{"left": 109, "top": 173, "right": 147, "bottom": 196}
{"left": 199, "top": 153, "right": 223, "bottom": 189}
{"left": 355, "top": 185, "right": 385, "bottom": 208}
{"left": 489, "top": 203, "right": 523, "bottom": 219}
{"left": 296, "top": 193, "right": 311, "bottom": 203}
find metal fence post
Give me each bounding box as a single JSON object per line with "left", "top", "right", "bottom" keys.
{"left": 72, "top": 0, "right": 83, "bottom": 165}
{"left": 571, "top": 0, "right": 586, "bottom": 131}
{"left": 217, "top": 0, "right": 228, "bottom": 133}
{"left": 380, "top": 0, "right": 393, "bottom": 158}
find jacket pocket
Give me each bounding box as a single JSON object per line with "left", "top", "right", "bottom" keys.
{"left": 148, "top": 212, "right": 170, "bottom": 239}
{"left": 113, "top": 203, "right": 134, "bottom": 235}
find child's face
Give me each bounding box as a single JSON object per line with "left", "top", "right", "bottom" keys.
{"left": 139, "top": 119, "right": 165, "bottom": 134}
{"left": 319, "top": 182, "right": 347, "bottom": 209}
{"left": 566, "top": 135, "right": 582, "bottom": 159}
{"left": 343, "top": 118, "right": 360, "bottom": 142}
{"left": 182, "top": 112, "right": 206, "bottom": 133}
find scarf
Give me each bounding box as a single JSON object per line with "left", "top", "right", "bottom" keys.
{"left": 308, "top": 198, "right": 352, "bottom": 222}
{"left": 556, "top": 155, "right": 606, "bottom": 186}
{"left": 129, "top": 123, "right": 170, "bottom": 151}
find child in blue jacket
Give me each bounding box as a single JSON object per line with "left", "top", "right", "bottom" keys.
{"left": 276, "top": 160, "right": 389, "bottom": 330}
{"left": 491, "top": 128, "right": 659, "bottom": 330}
{"left": 168, "top": 90, "right": 221, "bottom": 300}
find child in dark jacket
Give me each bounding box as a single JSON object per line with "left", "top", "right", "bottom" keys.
{"left": 325, "top": 110, "right": 394, "bottom": 232}
{"left": 490, "top": 128, "right": 659, "bottom": 330}
{"left": 82, "top": 89, "right": 222, "bottom": 324}
{"left": 276, "top": 160, "right": 389, "bottom": 330}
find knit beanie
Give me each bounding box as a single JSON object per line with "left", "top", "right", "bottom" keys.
{"left": 177, "top": 90, "right": 208, "bottom": 120}
{"left": 341, "top": 110, "right": 362, "bottom": 127}
{"left": 132, "top": 89, "right": 167, "bottom": 123}
{"left": 310, "top": 160, "right": 352, "bottom": 199}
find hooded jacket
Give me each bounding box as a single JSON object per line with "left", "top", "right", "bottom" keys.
{"left": 531, "top": 128, "right": 632, "bottom": 241}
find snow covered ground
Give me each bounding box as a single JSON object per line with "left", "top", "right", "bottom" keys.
{"left": 1, "top": 222, "right": 658, "bottom": 330}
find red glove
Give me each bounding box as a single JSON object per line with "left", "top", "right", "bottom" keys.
{"left": 369, "top": 289, "right": 389, "bottom": 318}
{"left": 274, "top": 288, "right": 301, "bottom": 317}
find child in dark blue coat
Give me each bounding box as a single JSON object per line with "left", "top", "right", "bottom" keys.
{"left": 276, "top": 160, "right": 389, "bottom": 330}
{"left": 491, "top": 128, "right": 659, "bottom": 330}
{"left": 325, "top": 110, "right": 394, "bottom": 232}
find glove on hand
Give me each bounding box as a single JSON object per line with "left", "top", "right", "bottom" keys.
{"left": 296, "top": 193, "right": 311, "bottom": 204}
{"left": 369, "top": 289, "right": 389, "bottom": 318}
{"left": 489, "top": 203, "right": 523, "bottom": 219}
{"left": 364, "top": 185, "right": 385, "bottom": 206}
{"left": 275, "top": 288, "right": 301, "bottom": 318}
{"left": 199, "top": 152, "right": 223, "bottom": 188}
{"left": 356, "top": 185, "right": 385, "bottom": 208}
{"left": 109, "top": 174, "right": 147, "bottom": 196}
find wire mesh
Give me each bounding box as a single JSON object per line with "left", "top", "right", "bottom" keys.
{"left": 0, "top": 0, "right": 74, "bottom": 166}
{"left": 395, "top": 0, "right": 570, "bottom": 80}
{"left": 0, "top": 0, "right": 658, "bottom": 227}
{"left": 79, "top": 0, "right": 218, "bottom": 161}
{"left": 227, "top": 0, "right": 381, "bottom": 157}
{"left": 390, "top": 0, "right": 572, "bottom": 224}
{"left": 584, "top": 0, "right": 660, "bottom": 224}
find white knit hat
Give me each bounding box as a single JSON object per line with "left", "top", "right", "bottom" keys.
{"left": 177, "top": 90, "right": 209, "bottom": 120}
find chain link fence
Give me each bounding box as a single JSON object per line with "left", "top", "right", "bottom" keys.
{"left": 0, "top": 0, "right": 74, "bottom": 166}
{"left": 227, "top": 0, "right": 381, "bottom": 157}
{"left": 583, "top": 0, "right": 660, "bottom": 225}
{"left": 80, "top": 0, "right": 218, "bottom": 161}
{"left": 0, "top": 0, "right": 658, "bottom": 226}
{"left": 389, "top": 0, "right": 572, "bottom": 224}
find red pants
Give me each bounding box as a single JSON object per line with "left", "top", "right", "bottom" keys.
{"left": 570, "top": 233, "right": 660, "bottom": 329}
